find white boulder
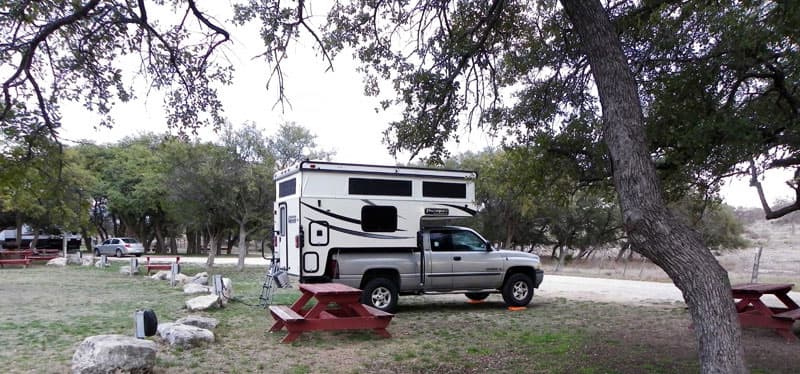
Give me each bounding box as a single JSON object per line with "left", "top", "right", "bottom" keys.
{"left": 71, "top": 334, "right": 156, "bottom": 374}
{"left": 157, "top": 323, "right": 214, "bottom": 348}
{"left": 220, "top": 277, "right": 233, "bottom": 305}
{"left": 47, "top": 257, "right": 67, "bottom": 267}
{"left": 186, "top": 294, "right": 220, "bottom": 311}
{"left": 150, "top": 270, "right": 169, "bottom": 280}
{"left": 183, "top": 283, "right": 211, "bottom": 295}
{"left": 175, "top": 315, "right": 219, "bottom": 330}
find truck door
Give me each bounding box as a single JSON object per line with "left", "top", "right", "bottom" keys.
{"left": 425, "top": 231, "right": 454, "bottom": 290}
{"left": 449, "top": 230, "right": 504, "bottom": 289}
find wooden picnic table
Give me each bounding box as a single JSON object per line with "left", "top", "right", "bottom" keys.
{"left": 268, "top": 283, "right": 394, "bottom": 343}
{"left": 0, "top": 250, "right": 33, "bottom": 268}
{"left": 731, "top": 283, "right": 800, "bottom": 341}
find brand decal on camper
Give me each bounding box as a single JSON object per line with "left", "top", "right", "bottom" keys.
{"left": 424, "top": 208, "right": 449, "bottom": 215}
{"left": 288, "top": 215, "right": 298, "bottom": 223}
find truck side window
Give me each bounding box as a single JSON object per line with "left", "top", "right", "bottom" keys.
{"left": 430, "top": 230, "right": 485, "bottom": 252}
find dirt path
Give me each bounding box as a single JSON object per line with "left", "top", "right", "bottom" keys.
{"left": 139, "top": 255, "right": 800, "bottom": 307}
{"left": 540, "top": 274, "right": 800, "bottom": 308}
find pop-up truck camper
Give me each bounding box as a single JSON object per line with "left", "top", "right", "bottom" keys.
{"left": 273, "top": 161, "right": 543, "bottom": 312}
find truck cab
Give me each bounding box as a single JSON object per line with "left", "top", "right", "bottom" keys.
{"left": 332, "top": 226, "right": 544, "bottom": 312}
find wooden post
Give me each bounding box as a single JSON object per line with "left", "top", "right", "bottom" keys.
{"left": 751, "top": 246, "right": 763, "bottom": 284}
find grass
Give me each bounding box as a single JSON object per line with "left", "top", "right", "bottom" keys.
{"left": 0, "top": 262, "right": 798, "bottom": 373}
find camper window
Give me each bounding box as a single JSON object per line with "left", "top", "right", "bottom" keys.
{"left": 279, "top": 178, "right": 296, "bottom": 197}
{"left": 422, "top": 181, "right": 467, "bottom": 198}
{"left": 349, "top": 178, "right": 412, "bottom": 196}
{"left": 361, "top": 206, "right": 398, "bottom": 232}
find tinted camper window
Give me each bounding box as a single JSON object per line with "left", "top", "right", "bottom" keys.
{"left": 361, "top": 206, "right": 397, "bottom": 232}
{"left": 422, "top": 181, "right": 466, "bottom": 198}
{"left": 279, "top": 178, "right": 296, "bottom": 197}
{"left": 349, "top": 178, "right": 412, "bottom": 196}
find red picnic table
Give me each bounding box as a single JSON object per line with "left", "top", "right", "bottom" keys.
{"left": 731, "top": 283, "right": 800, "bottom": 341}
{"left": 0, "top": 250, "right": 33, "bottom": 268}
{"left": 268, "top": 283, "right": 394, "bottom": 343}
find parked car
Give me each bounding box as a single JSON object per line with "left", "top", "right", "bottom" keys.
{"left": 94, "top": 237, "right": 144, "bottom": 257}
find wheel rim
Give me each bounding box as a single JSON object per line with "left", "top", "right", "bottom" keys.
{"left": 370, "top": 286, "right": 392, "bottom": 309}
{"left": 116, "top": 249, "right": 121, "bottom": 257}
{"left": 512, "top": 280, "right": 529, "bottom": 301}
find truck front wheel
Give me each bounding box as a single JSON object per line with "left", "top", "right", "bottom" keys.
{"left": 361, "top": 277, "right": 398, "bottom": 313}
{"left": 502, "top": 273, "right": 533, "bottom": 307}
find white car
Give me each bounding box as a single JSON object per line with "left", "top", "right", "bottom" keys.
{"left": 94, "top": 237, "right": 145, "bottom": 257}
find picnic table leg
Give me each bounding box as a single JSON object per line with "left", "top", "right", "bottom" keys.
{"left": 269, "top": 320, "right": 285, "bottom": 332}
{"left": 281, "top": 332, "right": 302, "bottom": 343}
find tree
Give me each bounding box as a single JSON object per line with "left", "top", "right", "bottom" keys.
{"left": 0, "top": 1, "right": 232, "bottom": 158}
{"left": 219, "top": 122, "right": 275, "bottom": 271}
{"left": 300, "top": 1, "right": 747, "bottom": 371}
{"left": 268, "top": 121, "right": 334, "bottom": 170}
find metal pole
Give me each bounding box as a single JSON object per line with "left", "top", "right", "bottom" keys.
{"left": 751, "top": 246, "right": 763, "bottom": 283}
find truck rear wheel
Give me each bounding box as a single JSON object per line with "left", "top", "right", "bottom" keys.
{"left": 361, "top": 277, "right": 398, "bottom": 313}
{"left": 502, "top": 273, "right": 533, "bottom": 307}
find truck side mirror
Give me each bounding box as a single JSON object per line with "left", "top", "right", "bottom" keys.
{"left": 485, "top": 241, "right": 493, "bottom": 251}
{"left": 416, "top": 231, "right": 423, "bottom": 249}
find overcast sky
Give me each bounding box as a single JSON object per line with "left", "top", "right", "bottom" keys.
{"left": 57, "top": 2, "right": 792, "bottom": 209}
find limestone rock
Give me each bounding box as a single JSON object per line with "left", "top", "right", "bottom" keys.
{"left": 175, "top": 315, "right": 219, "bottom": 330}
{"left": 183, "top": 283, "right": 211, "bottom": 295}
{"left": 157, "top": 323, "right": 214, "bottom": 348}
{"left": 150, "top": 270, "right": 169, "bottom": 280}
{"left": 186, "top": 294, "right": 220, "bottom": 311}
{"left": 47, "top": 257, "right": 67, "bottom": 267}
{"left": 220, "top": 277, "right": 233, "bottom": 306}
{"left": 190, "top": 272, "right": 209, "bottom": 285}
{"left": 71, "top": 334, "right": 156, "bottom": 374}
{"left": 174, "top": 273, "right": 191, "bottom": 285}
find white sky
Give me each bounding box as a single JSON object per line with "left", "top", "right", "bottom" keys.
{"left": 57, "top": 2, "right": 794, "bottom": 210}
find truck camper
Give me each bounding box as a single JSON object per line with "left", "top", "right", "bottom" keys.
{"left": 273, "top": 161, "right": 543, "bottom": 312}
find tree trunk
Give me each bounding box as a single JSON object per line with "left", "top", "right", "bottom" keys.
{"left": 153, "top": 222, "right": 165, "bottom": 254}
{"left": 205, "top": 228, "right": 218, "bottom": 268}
{"left": 236, "top": 222, "right": 248, "bottom": 271}
{"left": 558, "top": 1, "right": 746, "bottom": 372}
{"left": 15, "top": 213, "right": 23, "bottom": 249}
{"left": 169, "top": 236, "right": 178, "bottom": 255}
{"left": 31, "top": 229, "right": 40, "bottom": 250}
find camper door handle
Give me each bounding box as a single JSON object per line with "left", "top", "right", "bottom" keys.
{"left": 453, "top": 256, "right": 461, "bottom": 261}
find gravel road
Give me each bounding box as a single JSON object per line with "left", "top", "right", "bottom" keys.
{"left": 136, "top": 255, "right": 800, "bottom": 307}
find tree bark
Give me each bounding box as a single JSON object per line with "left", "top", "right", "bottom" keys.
{"left": 558, "top": 1, "right": 746, "bottom": 372}
{"left": 236, "top": 222, "right": 248, "bottom": 271}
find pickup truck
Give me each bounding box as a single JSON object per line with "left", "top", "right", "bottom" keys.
{"left": 328, "top": 226, "right": 544, "bottom": 312}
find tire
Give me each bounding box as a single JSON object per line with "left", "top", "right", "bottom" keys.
{"left": 361, "top": 277, "right": 398, "bottom": 313}
{"left": 142, "top": 309, "right": 158, "bottom": 337}
{"left": 465, "top": 292, "right": 490, "bottom": 301}
{"left": 94, "top": 248, "right": 100, "bottom": 257}
{"left": 115, "top": 249, "right": 122, "bottom": 257}
{"left": 502, "top": 273, "right": 534, "bottom": 307}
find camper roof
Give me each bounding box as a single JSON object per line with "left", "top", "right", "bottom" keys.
{"left": 274, "top": 160, "right": 476, "bottom": 181}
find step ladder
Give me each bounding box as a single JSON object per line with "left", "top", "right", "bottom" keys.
{"left": 259, "top": 260, "right": 290, "bottom": 307}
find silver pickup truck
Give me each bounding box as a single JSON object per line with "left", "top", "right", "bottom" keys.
{"left": 329, "top": 226, "right": 544, "bottom": 312}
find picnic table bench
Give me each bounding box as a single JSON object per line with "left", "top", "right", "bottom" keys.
{"left": 732, "top": 283, "right": 800, "bottom": 342}
{"left": 145, "top": 256, "right": 180, "bottom": 275}
{"left": 269, "top": 283, "right": 394, "bottom": 343}
{"left": 0, "top": 250, "right": 33, "bottom": 268}
{"left": 27, "top": 248, "right": 62, "bottom": 261}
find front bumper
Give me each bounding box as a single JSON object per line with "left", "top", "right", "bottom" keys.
{"left": 534, "top": 269, "right": 544, "bottom": 288}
